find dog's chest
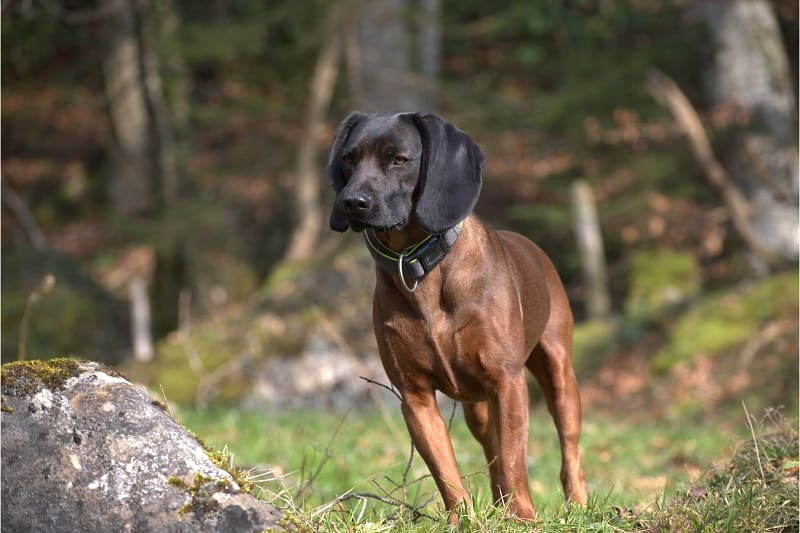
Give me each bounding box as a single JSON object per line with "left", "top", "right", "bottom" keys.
{"left": 377, "top": 304, "right": 498, "bottom": 402}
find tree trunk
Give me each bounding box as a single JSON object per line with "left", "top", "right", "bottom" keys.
{"left": 571, "top": 180, "right": 611, "bottom": 319}
{"left": 690, "top": 0, "right": 798, "bottom": 263}
{"left": 282, "top": 9, "right": 343, "bottom": 262}
{"left": 102, "top": 0, "right": 153, "bottom": 215}
{"left": 135, "top": 0, "right": 179, "bottom": 208}
{"left": 134, "top": 0, "right": 187, "bottom": 208}
{"left": 417, "top": 0, "right": 441, "bottom": 111}
{"left": 129, "top": 276, "right": 154, "bottom": 362}
{"left": 358, "top": 0, "right": 418, "bottom": 111}
{"left": 103, "top": 0, "right": 190, "bottom": 339}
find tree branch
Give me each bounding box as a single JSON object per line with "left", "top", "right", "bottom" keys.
{"left": 646, "top": 69, "right": 779, "bottom": 265}
{"left": 2, "top": 179, "right": 47, "bottom": 250}
{"left": 282, "top": 6, "right": 343, "bottom": 262}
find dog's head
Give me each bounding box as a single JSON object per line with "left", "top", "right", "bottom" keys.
{"left": 328, "top": 112, "right": 484, "bottom": 235}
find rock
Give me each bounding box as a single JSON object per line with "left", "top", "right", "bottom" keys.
{"left": 245, "top": 333, "right": 390, "bottom": 410}
{"left": 1, "top": 359, "right": 286, "bottom": 533}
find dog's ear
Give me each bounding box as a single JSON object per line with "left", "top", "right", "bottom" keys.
{"left": 328, "top": 112, "right": 367, "bottom": 232}
{"left": 411, "top": 113, "right": 484, "bottom": 234}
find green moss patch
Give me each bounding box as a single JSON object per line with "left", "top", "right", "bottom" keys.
{"left": 168, "top": 472, "right": 236, "bottom": 516}
{"left": 572, "top": 318, "right": 617, "bottom": 374}
{"left": 625, "top": 248, "right": 701, "bottom": 320}
{"left": 184, "top": 427, "right": 254, "bottom": 495}
{"left": 1, "top": 357, "right": 83, "bottom": 398}
{"left": 652, "top": 271, "right": 798, "bottom": 373}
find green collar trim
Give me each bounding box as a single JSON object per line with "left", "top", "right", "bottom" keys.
{"left": 364, "top": 221, "right": 464, "bottom": 290}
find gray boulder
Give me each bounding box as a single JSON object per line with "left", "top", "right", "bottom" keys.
{"left": 1, "top": 358, "right": 285, "bottom": 533}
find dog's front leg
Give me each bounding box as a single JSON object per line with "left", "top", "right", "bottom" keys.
{"left": 489, "top": 371, "right": 537, "bottom": 521}
{"left": 400, "top": 389, "right": 470, "bottom": 523}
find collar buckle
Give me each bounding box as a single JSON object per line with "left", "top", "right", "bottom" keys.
{"left": 365, "top": 221, "right": 464, "bottom": 288}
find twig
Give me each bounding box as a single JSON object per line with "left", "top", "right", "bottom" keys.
{"left": 742, "top": 402, "right": 766, "bottom": 483}
{"left": 446, "top": 397, "right": 457, "bottom": 431}
{"left": 17, "top": 274, "right": 55, "bottom": 361}
{"left": 359, "top": 376, "right": 402, "bottom": 402}
{"left": 2, "top": 179, "right": 46, "bottom": 250}
{"left": 159, "top": 384, "right": 174, "bottom": 419}
{"left": 315, "top": 490, "right": 435, "bottom": 521}
{"left": 738, "top": 319, "right": 795, "bottom": 367}
{"left": 294, "top": 412, "right": 349, "bottom": 501}
{"left": 401, "top": 440, "right": 416, "bottom": 503}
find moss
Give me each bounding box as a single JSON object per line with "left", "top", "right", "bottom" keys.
{"left": 186, "top": 428, "right": 254, "bottom": 494}
{"left": 652, "top": 272, "right": 798, "bottom": 373}
{"left": 1, "top": 396, "right": 13, "bottom": 414}
{"left": 168, "top": 472, "right": 236, "bottom": 516}
{"left": 624, "top": 248, "right": 701, "bottom": 320}
{"left": 572, "top": 319, "right": 616, "bottom": 374}
{"left": 266, "top": 513, "right": 313, "bottom": 533}
{"left": 1, "top": 357, "right": 83, "bottom": 398}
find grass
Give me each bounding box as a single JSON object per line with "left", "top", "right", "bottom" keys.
{"left": 177, "top": 401, "right": 796, "bottom": 531}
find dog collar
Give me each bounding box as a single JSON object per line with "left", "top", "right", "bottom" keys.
{"left": 365, "top": 221, "right": 464, "bottom": 293}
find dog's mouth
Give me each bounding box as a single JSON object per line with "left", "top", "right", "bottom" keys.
{"left": 349, "top": 218, "right": 407, "bottom": 233}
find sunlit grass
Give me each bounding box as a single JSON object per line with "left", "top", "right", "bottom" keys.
{"left": 179, "top": 402, "right": 748, "bottom": 525}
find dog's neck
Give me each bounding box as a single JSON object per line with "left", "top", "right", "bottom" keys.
{"left": 372, "top": 219, "right": 430, "bottom": 252}
{"left": 366, "top": 216, "right": 469, "bottom": 295}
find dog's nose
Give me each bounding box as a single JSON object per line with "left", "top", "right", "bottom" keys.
{"left": 342, "top": 191, "right": 372, "bottom": 216}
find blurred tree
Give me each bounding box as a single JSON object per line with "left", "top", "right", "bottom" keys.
{"left": 135, "top": 0, "right": 189, "bottom": 208}
{"left": 571, "top": 180, "right": 610, "bottom": 319}
{"left": 102, "top": 0, "right": 153, "bottom": 216}
{"left": 690, "top": 0, "right": 798, "bottom": 266}
{"left": 417, "top": 0, "right": 441, "bottom": 111}
{"left": 358, "top": 0, "right": 413, "bottom": 111}
{"left": 101, "top": 0, "right": 190, "bottom": 338}
{"left": 357, "top": 0, "right": 437, "bottom": 111}
{"left": 283, "top": 6, "right": 343, "bottom": 262}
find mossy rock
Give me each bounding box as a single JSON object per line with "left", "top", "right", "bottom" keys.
{"left": 1, "top": 357, "right": 84, "bottom": 398}
{"left": 652, "top": 271, "right": 798, "bottom": 374}
{"left": 1, "top": 246, "right": 127, "bottom": 364}
{"left": 1, "top": 358, "right": 284, "bottom": 532}
{"left": 624, "top": 248, "right": 701, "bottom": 320}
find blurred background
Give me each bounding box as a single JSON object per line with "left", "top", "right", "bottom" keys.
{"left": 2, "top": 0, "right": 798, "bottom": 514}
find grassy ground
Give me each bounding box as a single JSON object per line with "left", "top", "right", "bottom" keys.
{"left": 178, "top": 401, "right": 796, "bottom": 531}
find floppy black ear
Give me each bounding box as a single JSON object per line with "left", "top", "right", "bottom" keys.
{"left": 412, "top": 114, "right": 484, "bottom": 234}
{"left": 328, "top": 112, "right": 367, "bottom": 232}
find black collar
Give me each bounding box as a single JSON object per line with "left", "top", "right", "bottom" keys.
{"left": 364, "top": 221, "right": 464, "bottom": 292}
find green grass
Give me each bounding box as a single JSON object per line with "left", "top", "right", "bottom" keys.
{"left": 176, "top": 403, "right": 789, "bottom": 531}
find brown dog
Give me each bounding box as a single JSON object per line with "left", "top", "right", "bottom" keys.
{"left": 327, "top": 112, "right": 587, "bottom": 521}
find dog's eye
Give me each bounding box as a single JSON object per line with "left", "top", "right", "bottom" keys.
{"left": 393, "top": 155, "right": 409, "bottom": 165}
{"left": 342, "top": 154, "right": 355, "bottom": 165}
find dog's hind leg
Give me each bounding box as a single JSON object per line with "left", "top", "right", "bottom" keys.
{"left": 527, "top": 328, "right": 588, "bottom": 505}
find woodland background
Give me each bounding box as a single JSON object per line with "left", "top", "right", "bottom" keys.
{"left": 2, "top": 0, "right": 798, "bottom": 528}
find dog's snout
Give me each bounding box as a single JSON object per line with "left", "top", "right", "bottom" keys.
{"left": 342, "top": 191, "right": 372, "bottom": 216}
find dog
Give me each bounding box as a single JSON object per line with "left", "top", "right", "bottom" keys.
{"left": 327, "top": 112, "right": 587, "bottom": 521}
